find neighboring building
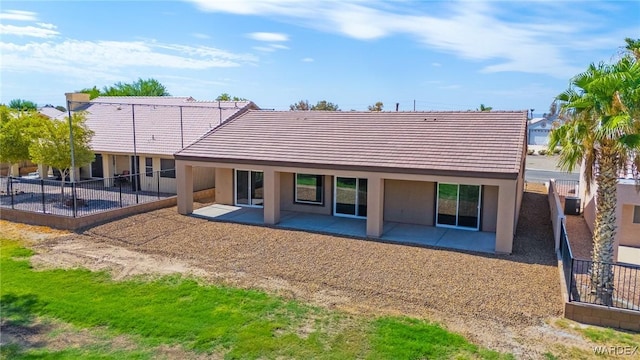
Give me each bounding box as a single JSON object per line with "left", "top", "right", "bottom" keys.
{"left": 37, "top": 105, "right": 65, "bottom": 119}
{"left": 65, "top": 93, "right": 259, "bottom": 193}
{"left": 580, "top": 164, "right": 640, "bottom": 260}
{"left": 174, "top": 110, "right": 528, "bottom": 254}
{"left": 527, "top": 114, "right": 560, "bottom": 145}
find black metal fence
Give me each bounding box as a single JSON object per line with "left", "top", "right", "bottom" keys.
{"left": 560, "top": 222, "right": 640, "bottom": 311}
{"left": 0, "top": 170, "right": 175, "bottom": 218}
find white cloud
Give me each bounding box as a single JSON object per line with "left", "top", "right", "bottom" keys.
{"left": 246, "top": 32, "right": 289, "bottom": 42}
{"left": 36, "top": 22, "right": 57, "bottom": 30}
{"left": 253, "top": 46, "right": 275, "bottom": 52}
{"left": 302, "top": 57, "right": 314, "bottom": 62}
{"left": 0, "top": 10, "right": 37, "bottom": 21}
{"left": 0, "top": 40, "right": 258, "bottom": 80}
{"left": 186, "top": 0, "right": 628, "bottom": 78}
{"left": 431, "top": 62, "right": 441, "bottom": 67}
{"left": 0, "top": 24, "right": 59, "bottom": 38}
{"left": 270, "top": 44, "right": 289, "bottom": 50}
{"left": 192, "top": 32, "right": 210, "bottom": 39}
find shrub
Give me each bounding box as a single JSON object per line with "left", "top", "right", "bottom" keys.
{"left": 527, "top": 149, "right": 535, "bottom": 155}
{"left": 538, "top": 149, "right": 548, "bottom": 155}
{"left": 553, "top": 147, "right": 561, "bottom": 155}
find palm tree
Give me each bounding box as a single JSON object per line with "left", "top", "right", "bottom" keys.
{"left": 548, "top": 40, "right": 640, "bottom": 305}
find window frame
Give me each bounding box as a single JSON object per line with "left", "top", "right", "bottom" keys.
{"left": 294, "top": 173, "right": 324, "bottom": 205}
{"left": 160, "top": 158, "right": 176, "bottom": 178}
{"left": 145, "top": 157, "right": 153, "bottom": 177}
{"left": 633, "top": 205, "right": 640, "bottom": 224}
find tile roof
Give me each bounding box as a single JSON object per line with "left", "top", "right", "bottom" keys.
{"left": 78, "top": 97, "right": 257, "bottom": 156}
{"left": 37, "top": 106, "right": 65, "bottom": 119}
{"left": 176, "top": 110, "right": 528, "bottom": 178}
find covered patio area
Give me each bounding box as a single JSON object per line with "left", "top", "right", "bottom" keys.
{"left": 193, "top": 204, "right": 496, "bottom": 253}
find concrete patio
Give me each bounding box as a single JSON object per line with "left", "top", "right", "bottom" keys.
{"left": 193, "top": 204, "right": 496, "bottom": 254}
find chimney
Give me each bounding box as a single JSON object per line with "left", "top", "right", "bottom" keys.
{"left": 65, "top": 92, "right": 91, "bottom": 111}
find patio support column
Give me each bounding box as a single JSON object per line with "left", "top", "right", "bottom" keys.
{"left": 263, "top": 168, "right": 280, "bottom": 225}
{"left": 177, "top": 161, "right": 193, "bottom": 215}
{"left": 102, "top": 154, "right": 114, "bottom": 187}
{"left": 366, "top": 175, "right": 384, "bottom": 237}
{"left": 10, "top": 164, "right": 19, "bottom": 177}
{"left": 495, "top": 179, "right": 517, "bottom": 254}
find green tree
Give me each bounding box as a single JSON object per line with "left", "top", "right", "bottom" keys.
{"left": 290, "top": 100, "right": 310, "bottom": 111}
{"left": 102, "top": 78, "right": 170, "bottom": 96}
{"left": 8, "top": 99, "right": 37, "bottom": 111}
{"left": 78, "top": 86, "right": 101, "bottom": 100}
{"left": 55, "top": 105, "right": 67, "bottom": 112}
{"left": 215, "top": 93, "right": 247, "bottom": 101}
{"left": 548, "top": 38, "right": 640, "bottom": 305}
{"left": 29, "top": 112, "right": 95, "bottom": 198}
{"left": 0, "top": 107, "right": 48, "bottom": 166}
{"left": 311, "top": 100, "right": 339, "bottom": 111}
{"left": 477, "top": 104, "right": 492, "bottom": 111}
{"left": 368, "top": 102, "right": 384, "bottom": 112}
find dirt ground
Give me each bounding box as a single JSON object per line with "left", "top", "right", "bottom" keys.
{"left": 1, "top": 186, "right": 606, "bottom": 359}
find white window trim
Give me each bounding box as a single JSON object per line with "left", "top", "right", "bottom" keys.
{"left": 333, "top": 176, "right": 367, "bottom": 219}
{"left": 234, "top": 169, "right": 264, "bottom": 208}
{"left": 435, "top": 183, "right": 482, "bottom": 231}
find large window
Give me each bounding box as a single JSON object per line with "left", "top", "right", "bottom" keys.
{"left": 334, "top": 177, "right": 367, "bottom": 218}
{"left": 295, "top": 174, "right": 323, "bottom": 205}
{"left": 634, "top": 206, "right": 640, "bottom": 224}
{"left": 145, "top": 158, "right": 153, "bottom": 177}
{"left": 160, "top": 159, "right": 175, "bottom": 178}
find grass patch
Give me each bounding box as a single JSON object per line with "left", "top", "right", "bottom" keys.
{"left": 1, "top": 238, "right": 510, "bottom": 359}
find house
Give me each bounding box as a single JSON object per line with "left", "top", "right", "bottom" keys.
{"left": 37, "top": 105, "right": 65, "bottom": 119}
{"left": 579, "top": 164, "right": 640, "bottom": 263}
{"left": 527, "top": 114, "right": 560, "bottom": 145}
{"left": 64, "top": 92, "right": 258, "bottom": 193}
{"left": 174, "top": 110, "right": 528, "bottom": 254}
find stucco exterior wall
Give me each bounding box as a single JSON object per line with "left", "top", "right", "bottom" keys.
{"left": 279, "top": 173, "right": 333, "bottom": 215}
{"left": 383, "top": 180, "right": 434, "bottom": 226}
{"left": 482, "top": 185, "right": 499, "bottom": 232}
{"left": 214, "top": 168, "right": 234, "bottom": 205}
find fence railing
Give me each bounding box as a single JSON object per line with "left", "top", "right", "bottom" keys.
{"left": 560, "top": 222, "right": 640, "bottom": 311}
{"left": 0, "top": 170, "right": 175, "bottom": 218}
{"left": 554, "top": 179, "right": 580, "bottom": 198}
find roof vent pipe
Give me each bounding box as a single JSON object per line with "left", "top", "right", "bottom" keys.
{"left": 395, "top": 103, "right": 399, "bottom": 112}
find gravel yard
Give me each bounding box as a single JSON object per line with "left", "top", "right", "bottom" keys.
{"left": 17, "top": 183, "right": 587, "bottom": 357}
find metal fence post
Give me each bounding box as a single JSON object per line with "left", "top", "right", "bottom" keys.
{"left": 568, "top": 258, "right": 574, "bottom": 302}
{"left": 119, "top": 181, "right": 123, "bottom": 207}
{"left": 157, "top": 171, "right": 160, "bottom": 199}
{"left": 10, "top": 176, "right": 14, "bottom": 209}
{"left": 72, "top": 182, "right": 77, "bottom": 217}
{"left": 41, "top": 179, "right": 46, "bottom": 213}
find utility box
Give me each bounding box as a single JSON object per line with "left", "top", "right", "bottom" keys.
{"left": 564, "top": 197, "right": 582, "bottom": 215}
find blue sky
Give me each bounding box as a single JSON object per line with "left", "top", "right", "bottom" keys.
{"left": 1, "top": 1, "right": 638, "bottom": 113}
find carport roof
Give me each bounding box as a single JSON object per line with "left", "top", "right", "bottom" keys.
{"left": 175, "top": 110, "right": 528, "bottom": 178}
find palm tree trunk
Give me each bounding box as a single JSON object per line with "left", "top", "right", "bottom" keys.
{"left": 590, "top": 144, "right": 617, "bottom": 306}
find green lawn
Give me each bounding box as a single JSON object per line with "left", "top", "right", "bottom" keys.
{"left": 1, "top": 238, "right": 512, "bottom": 359}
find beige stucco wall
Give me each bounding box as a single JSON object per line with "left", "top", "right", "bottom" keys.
{"left": 620, "top": 204, "right": 640, "bottom": 247}
{"left": 482, "top": 185, "right": 499, "bottom": 232}
{"left": 280, "top": 173, "right": 332, "bottom": 215}
{"left": 383, "top": 180, "right": 434, "bottom": 226}
{"left": 215, "top": 168, "right": 234, "bottom": 205}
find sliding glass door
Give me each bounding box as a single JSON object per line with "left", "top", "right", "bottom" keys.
{"left": 436, "top": 183, "right": 480, "bottom": 230}
{"left": 235, "top": 170, "right": 264, "bottom": 207}
{"left": 334, "top": 177, "right": 367, "bottom": 218}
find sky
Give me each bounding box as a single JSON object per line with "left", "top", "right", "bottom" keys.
{"left": 1, "top": 1, "right": 638, "bottom": 114}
